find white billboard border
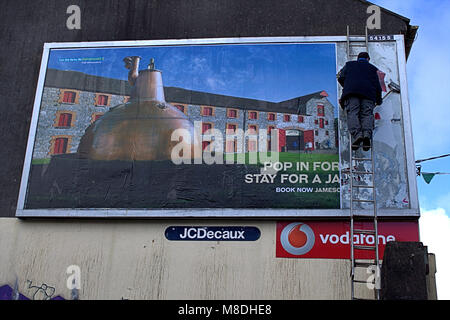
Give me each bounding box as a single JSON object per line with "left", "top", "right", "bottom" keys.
{"left": 16, "top": 35, "right": 419, "bottom": 218}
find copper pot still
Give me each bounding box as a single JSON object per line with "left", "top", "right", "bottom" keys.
{"left": 77, "top": 57, "right": 201, "bottom": 161}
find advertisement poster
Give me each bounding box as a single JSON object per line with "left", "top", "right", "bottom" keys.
{"left": 276, "top": 221, "right": 419, "bottom": 259}
{"left": 21, "top": 41, "right": 340, "bottom": 214}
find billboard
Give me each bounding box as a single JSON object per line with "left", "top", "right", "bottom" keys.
{"left": 17, "top": 36, "right": 418, "bottom": 217}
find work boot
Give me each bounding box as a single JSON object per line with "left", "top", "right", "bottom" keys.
{"left": 351, "top": 133, "right": 363, "bottom": 151}
{"left": 362, "top": 132, "right": 372, "bottom": 151}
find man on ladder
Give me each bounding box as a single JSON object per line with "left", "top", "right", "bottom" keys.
{"left": 338, "top": 52, "right": 383, "bottom": 151}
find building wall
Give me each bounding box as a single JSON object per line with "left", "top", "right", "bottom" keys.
{"left": 33, "top": 88, "right": 127, "bottom": 159}
{"left": 33, "top": 87, "right": 337, "bottom": 158}
{"left": 0, "top": 218, "right": 376, "bottom": 300}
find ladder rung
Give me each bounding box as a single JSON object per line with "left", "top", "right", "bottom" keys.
{"left": 352, "top": 215, "right": 377, "bottom": 221}
{"left": 352, "top": 185, "right": 374, "bottom": 188}
{"left": 354, "top": 261, "right": 376, "bottom": 268}
{"left": 353, "top": 279, "right": 375, "bottom": 284}
{"left": 351, "top": 171, "right": 374, "bottom": 175}
{"left": 350, "top": 43, "right": 368, "bottom": 47}
{"left": 354, "top": 229, "right": 376, "bottom": 235}
{"left": 352, "top": 158, "right": 372, "bottom": 161}
{"left": 352, "top": 199, "right": 374, "bottom": 203}
{"left": 354, "top": 245, "right": 377, "bottom": 251}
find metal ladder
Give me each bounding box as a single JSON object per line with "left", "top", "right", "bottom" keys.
{"left": 345, "top": 26, "right": 381, "bottom": 300}
{"left": 348, "top": 139, "right": 380, "bottom": 300}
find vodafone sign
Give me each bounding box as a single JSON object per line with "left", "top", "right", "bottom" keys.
{"left": 276, "top": 221, "right": 419, "bottom": 259}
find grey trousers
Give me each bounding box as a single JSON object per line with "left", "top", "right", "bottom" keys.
{"left": 344, "top": 96, "right": 375, "bottom": 138}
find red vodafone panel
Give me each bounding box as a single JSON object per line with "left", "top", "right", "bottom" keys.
{"left": 276, "top": 221, "right": 419, "bottom": 259}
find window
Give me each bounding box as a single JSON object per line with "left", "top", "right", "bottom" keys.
{"left": 315, "top": 130, "right": 319, "bottom": 136}
{"left": 92, "top": 113, "right": 104, "bottom": 122}
{"left": 227, "top": 109, "right": 238, "bottom": 118}
{"left": 202, "top": 141, "right": 211, "bottom": 151}
{"left": 202, "top": 106, "right": 214, "bottom": 116}
{"left": 97, "top": 94, "right": 109, "bottom": 106}
{"left": 54, "top": 138, "right": 68, "bottom": 155}
{"left": 248, "top": 140, "right": 257, "bottom": 152}
{"left": 319, "top": 118, "right": 324, "bottom": 129}
{"left": 248, "top": 111, "right": 258, "bottom": 120}
{"left": 226, "top": 141, "right": 236, "bottom": 153}
{"left": 175, "top": 105, "right": 185, "bottom": 113}
{"left": 268, "top": 113, "right": 276, "bottom": 121}
{"left": 325, "top": 130, "right": 329, "bottom": 136}
{"left": 268, "top": 126, "right": 276, "bottom": 136}
{"left": 248, "top": 125, "right": 258, "bottom": 135}
{"left": 298, "top": 116, "right": 304, "bottom": 123}
{"left": 284, "top": 115, "right": 291, "bottom": 122}
{"left": 202, "top": 123, "right": 212, "bottom": 134}
{"left": 317, "top": 105, "right": 325, "bottom": 116}
{"left": 314, "top": 120, "right": 318, "bottom": 125}
{"left": 325, "top": 120, "right": 329, "bottom": 125}
{"left": 227, "top": 124, "right": 237, "bottom": 133}
{"left": 62, "top": 91, "right": 76, "bottom": 104}
{"left": 57, "top": 113, "right": 72, "bottom": 127}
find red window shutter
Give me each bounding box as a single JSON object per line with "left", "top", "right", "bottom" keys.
{"left": 226, "top": 140, "right": 236, "bottom": 152}
{"left": 318, "top": 105, "right": 325, "bottom": 116}
{"left": 298, "top": 116, "right": 304, "bottom": 123}
{"left": 203, "top": 107, "right": 213, "bottom": 116}
{"left": 228, "top": 109, "right": 237, "bottom": 118}
{"left": 58, "top": 113, "right": 72, "bottom": 127}
{"left": 202, "top": 123, "right": 212, "bottom": 134}
{"left": 58, "top": 114, "right": 67, "bottom": 127}
{"left": 315, "top": 120, "right": 318, "bottom": 125}
{"left": 98, "top": 95, "right": 108, "bottom": 106}
{"left": 63, "top": 91, "right": 75, "bottom": 103}
{"left": 54, "top": 138, "right": 68, "bottom": 154}
{"left": 202, "top": 141, "right": 210, "bottom": 150}
{"left": 227, "top": 124, "right": 236, "bottom": 133}
{"left": 248, "top": 140, "right": 257, "bottom": 152}
{"left": 319, "top": 118, "right": 324, "bottom": 128}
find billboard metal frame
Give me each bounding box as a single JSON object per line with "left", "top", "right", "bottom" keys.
{"left": 16, "top": 35, "right": 418, "bottom": 218}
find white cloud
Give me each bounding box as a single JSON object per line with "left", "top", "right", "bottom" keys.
{"left": 420, "top": 208, "right": 450, "bottom": 299}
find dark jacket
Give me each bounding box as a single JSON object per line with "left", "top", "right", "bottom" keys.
{"left": 338, "top": 59, "right": 382, "bottom": 107}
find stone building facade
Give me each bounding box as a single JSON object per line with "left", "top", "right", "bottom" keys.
{"left": 32, "top": 69, "right": 337, "bottom": 159}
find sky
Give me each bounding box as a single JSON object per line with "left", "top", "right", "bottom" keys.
{"left": 371, "top": 0, "right": 450, "bottom": 300}
{"left": 47, "top": 43, "right": 338, "bottom": 107}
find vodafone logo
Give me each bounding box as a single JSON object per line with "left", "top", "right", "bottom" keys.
{"left": 277, "top": 221, "right": 419, "bottom": 259}
{"left": 280, "top": 223, "right": 315, "bottom": 255}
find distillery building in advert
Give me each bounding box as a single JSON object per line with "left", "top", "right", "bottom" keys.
{"left": 33, "top": 68, "right": 337, "bottom": 160}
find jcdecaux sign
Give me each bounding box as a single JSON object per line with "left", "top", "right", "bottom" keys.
{"left": 165, "top": 226, "right": 261, "bottom": 241}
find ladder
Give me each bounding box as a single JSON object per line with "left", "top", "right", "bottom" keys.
{"left": 345, "top": 26, "right": 381, "bottom": 300}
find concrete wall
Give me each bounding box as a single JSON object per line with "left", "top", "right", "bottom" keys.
{"left": 0, "top": 218, "right": 380, "bottom": 300}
